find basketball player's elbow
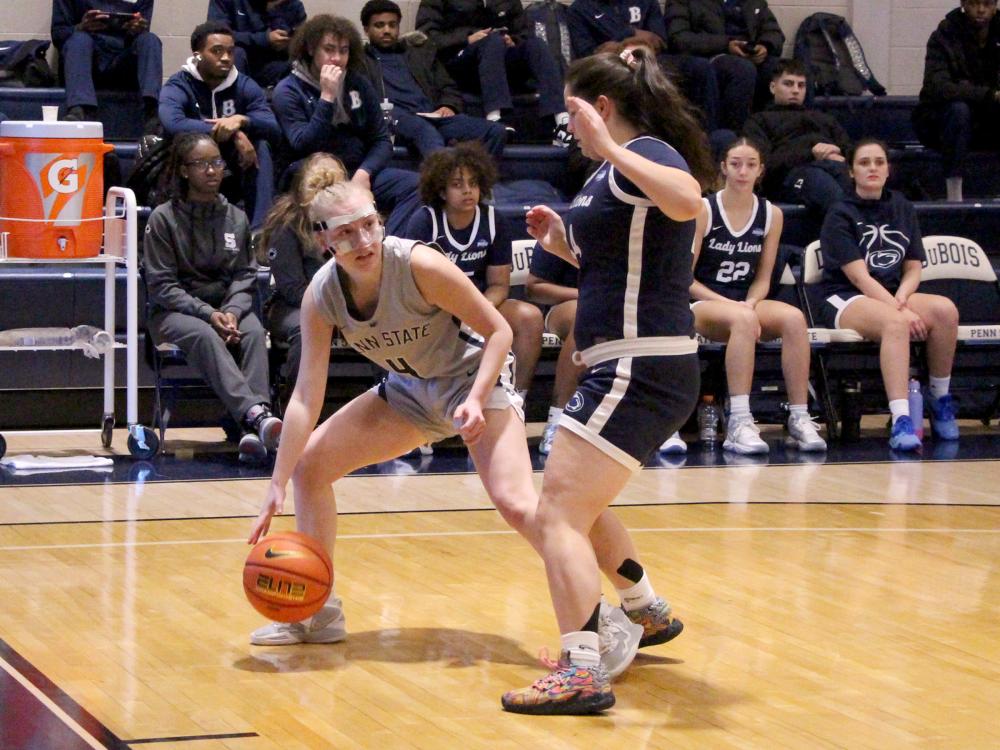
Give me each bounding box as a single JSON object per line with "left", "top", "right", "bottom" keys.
{"left": 665, "top": 188, "right": 703, "bottom": 222}
{"left": 490, "top": 318, "right": 514, "bottom": 351}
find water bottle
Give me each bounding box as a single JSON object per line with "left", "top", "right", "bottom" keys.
{"left": 840, "top": 380, "right": 862, "bottom": 442}
{"left": 908, "top": 378, "right": 924, "bottom": 439}
{"left": 698, "top": 395, "right": 719, "bottom": 446}
{"left": 380, "top": 98, "right": 395, "bottom": 144}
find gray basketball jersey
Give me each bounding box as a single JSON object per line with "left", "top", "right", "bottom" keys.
{"left": 309, "top": 237, "right": 484, "bottom": 379}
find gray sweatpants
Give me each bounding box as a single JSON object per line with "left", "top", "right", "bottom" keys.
{"left": 150, "top": 310, "right": 270, "bottom": 424}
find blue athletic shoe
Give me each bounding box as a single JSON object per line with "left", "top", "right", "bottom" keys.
{"left": 889, "top": 415, "right": 922, "bottom": 451}
{"left": 927, "top": 393, "right": 960, "bottom": 440}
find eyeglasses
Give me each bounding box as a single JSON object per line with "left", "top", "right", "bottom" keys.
{"left": 184, "top": 158, "right": 226, "bottom": 172}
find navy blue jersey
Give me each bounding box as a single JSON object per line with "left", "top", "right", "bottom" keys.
{"left": 403, "top": 204, "right": 511, "bottom": 291}
{"left": 819, "top": 190, "right": 925, "bottom": 298}
{"left": 529, "top": 242, "right": 578, "bottom": 289}
{"left": 693, "top": 191, "right": 773, "bottom": 300}
{"left": 564, "top": 136, "right": 696, "bottom": 351}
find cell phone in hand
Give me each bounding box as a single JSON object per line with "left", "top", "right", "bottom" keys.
{"left": 101, "top": 11, "right": 138, "bottom": 32}
{"left": 492, "top": 26, "right": 509, "bottom": 34}
{"left": 740, "top": 40, "right": 755, "bottom": 53}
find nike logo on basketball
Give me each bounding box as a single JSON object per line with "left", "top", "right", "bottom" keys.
{"left": 264, "top": 548, "right": 302, "bottom": 559}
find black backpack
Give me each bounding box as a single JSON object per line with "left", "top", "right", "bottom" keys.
{"left": 794, "top": 13, "right": 886, "bottom": 97}
{"left": 525, "top": 0, "right": 572, "bottom": 77}
{"left": 0, "top": 39, "right": 56, "bottom": 88}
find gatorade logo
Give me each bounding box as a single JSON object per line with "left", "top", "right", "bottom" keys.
{"left": 47, "top": 159, "right": 79, "bottom": 194}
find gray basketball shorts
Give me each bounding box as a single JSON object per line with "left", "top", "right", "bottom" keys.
{"left": 372, "top": 353, "right": 523, "bottom": 442}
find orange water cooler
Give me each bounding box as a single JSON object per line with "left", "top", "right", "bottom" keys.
{"left": 0, "top": 121, "right": 113, "bottom": 259}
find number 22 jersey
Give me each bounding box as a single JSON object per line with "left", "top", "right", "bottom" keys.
{"left": 692, "top": 191, "right": 773, "bottom": 301}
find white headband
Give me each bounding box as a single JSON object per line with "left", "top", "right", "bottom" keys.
{"left": 312, "top": 203, "right": 378, "bottom": 233}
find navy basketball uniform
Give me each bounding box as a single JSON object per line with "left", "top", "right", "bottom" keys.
{"left": 693, "top": 192, "right": 773, "bottom": 301}
{"left": 403, "top": 204, "right": 511, "bottom": 292}
{"left": 559, "top": 136, "right": 700, "bottom": 469}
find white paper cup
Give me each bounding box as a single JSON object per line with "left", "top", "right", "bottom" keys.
{"left": 41, "top": 105, "right": 59, "bottom": 122}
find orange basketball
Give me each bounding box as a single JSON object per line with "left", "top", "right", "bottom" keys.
{"left": 243, "top": 531, "right": 333, "bottom": 623}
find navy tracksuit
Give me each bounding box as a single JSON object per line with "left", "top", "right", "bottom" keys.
{"left": 271, "top": 66, "right": 421, "bottom": 235}
{"left": 51, "top": 0, "right": 162, "bottom": 109}
{"left": 206, "top": 0, "right": 306, "bottom": 87}
{"left": 159, "top": 59, "right": 281, "bottom": 229}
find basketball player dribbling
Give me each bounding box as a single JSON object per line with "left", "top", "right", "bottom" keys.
{"left": 247, "top": 181, "right": 683, "bottom": 680}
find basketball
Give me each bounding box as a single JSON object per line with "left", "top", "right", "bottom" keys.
{"left": 243, "top": 531, "right": 333, "bottom": 623}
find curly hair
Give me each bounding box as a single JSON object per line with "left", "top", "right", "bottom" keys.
{"left": 417, "top": 142, "right": 498, "bottom": 209}
{"left": 258, "top": 153, "right": 348, "bottom": 263}
{"left": 289, "top": 14, "right": 364, "bottom": 74}
{"left": 164, "top": 132, "right": 219, "bottom": 202}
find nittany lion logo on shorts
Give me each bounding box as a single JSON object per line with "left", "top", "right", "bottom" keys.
{"left": 565, "top": 392, "right": 585, "bottom": 413}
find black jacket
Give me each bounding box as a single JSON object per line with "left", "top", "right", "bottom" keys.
{"left": 743, "top": 103, "right": 851, "bottom": 193}
{"left": 664, "top": 0, "right": 784, "bottom": 57}
{"left": 144, "top": 196, "right": 256, "bottom": 320}
{"left": 917, "top": 7, "right": 1000, "bottom": 107}
{"left": 417, "top": 0, "right": 529, "bottom": 60}
{"left": 207, "top": 0, "right": 306, "bottom": 54}
{"left": 362, "top": 33, "right": 465, "bottom": 114}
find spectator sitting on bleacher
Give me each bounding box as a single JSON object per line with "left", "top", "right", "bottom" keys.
{"left": 260, "top": 152, "right": 347, "bottom": 390}
{"left": 664, "top": 0, "right": 784, "bottom": 131}
{"left": 360, "top": 0, "right": 507, "bottom": 159}
{"left": 675, "top": 136, "right": 826, "bottom": 455}
{"left": 159, "top": 21, "right": 281, "bottom": 231}
{"left": 416, "top": 0, "right": 571, "bottom": 145}
{"left": 51, "top": 0, "right": 162, "bottom": 133}
{"left": 272, "top": 14, "right": 420, "bottom": 235}
{"left": 404, "top": 142, "right": 543, "bottom": 403}
{"left": 913, "top": 0, "right": 1000, "bottom": 203}
{"left": 744, "top": 58, "right": 852, "bottom": 220}
{"left": 144, "top": 132, "right": 283, "bottom": 463}
{"left": 525, "top": 238, "right": 580, "bottom": 455}
{"left": 566, "top": 0, "right": 721, "bottom": 132}
{"left": 818, "top": 139, "right": 960, "bottom": 452}
{"left": 207, "top": 0, "right": 306, "bottom": 88}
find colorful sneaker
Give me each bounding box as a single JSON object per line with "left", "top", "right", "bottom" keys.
{"left": 501, "top": 653, "right": 614, "bottom": 715}
{"left": 888, "top": 415, "right": 922, "bottom": 452}
{"left": 785, "top": 412, "right": 828, "bottom": 452}
{"left": 238, "top": 432, "right": 268, "bottom": 464}
{"left": 927, "top": 393, "right": 959, "bottom": 441}
{"left": 723, "top": 414, "right": 769, "bottom": 455}
{"left": 598, "top": 601, "right": 643, "bottom": 679}
{"left": 659, "top": 431, "right": 688, "bottom": 454}
{"left": 538, "top": 420, "right": 558, "bottom": 455}
{"left": 625, "top": 597, "right": 684, "bottom": 649}
{"left": 249, "top": 597, "right": 347, "bottom": 646}
{"left": 245, "top": 404, "right": 282, "bottom": 451}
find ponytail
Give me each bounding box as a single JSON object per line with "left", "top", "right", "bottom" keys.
{"left": 565, "top": 48, "right": 715, "bottom": 190}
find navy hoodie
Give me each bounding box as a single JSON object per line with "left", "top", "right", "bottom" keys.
{"left": 207, "top": 0, "right": 306, "bottom": 53}
{"left": 271, "top": 64, "right": 392, "bottom": 176}
{"left": 567, "top": 0, "right": 668, "bottom": 59}
{"left": 51, "top": 0, "right": 155, "bottom": 49}
{"left": 819, "top": 190, "right": 925, "bottom": 298}
{"left": 159, "top": 57, "right": 281, "bottom": 143}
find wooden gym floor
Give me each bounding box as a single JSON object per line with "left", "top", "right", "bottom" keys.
{"left": 0, "top": 425, "right": 998, "bottom": 749}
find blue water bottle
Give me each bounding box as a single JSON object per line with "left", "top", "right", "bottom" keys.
{"left": 907, "top": 378, "right": 924, "bottom": 440}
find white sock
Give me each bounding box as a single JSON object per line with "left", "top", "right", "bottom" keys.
{"left": 946, "top": 176, "right": 963, "bottom": 202}
{"left": 729, "top": 394, "right": 751, "bottom": 419}
{"left": 486, "top": 109, "right": 501, "bottom": 122}
{"left": 889, "top": 399, "right": 909, "bottom": 424}
{"left": 555, "top": 111, "right": 569, "bottom": 126}
{"left": 616, "top": 572, "right": 656, "bottom": 612}
{"left": 928, "top": 376, "right": 951, "bottom": 400}
{"left": 788, "top": 404, "right": 809, "bottom": 422}
{"left": 560, "top": 630, "right": 600, "bottom": 667}
{"left": 547, "top": 406, "right": 563, "bottom": 424}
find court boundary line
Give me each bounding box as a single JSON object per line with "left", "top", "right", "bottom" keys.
{"left": 0, "top": 499, "right": 999, "bottom": 528}
{"left": 122, "top": 732, "right": 258, "bottom": 745}
{"left": 0, "top": 639, "right": 129, "bottom": 750}
{"left": 0, "top": 524, "right": 998, "bottom": 553}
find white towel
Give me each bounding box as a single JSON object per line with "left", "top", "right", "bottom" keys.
{"left": 0, "top": 454, "right": 114, "bottom": 471}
